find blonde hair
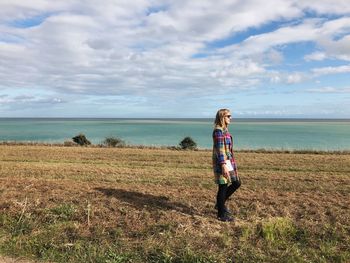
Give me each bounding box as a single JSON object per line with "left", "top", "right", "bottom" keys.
{"left": 214, "top": 108, "right": 230, "bottom": 129}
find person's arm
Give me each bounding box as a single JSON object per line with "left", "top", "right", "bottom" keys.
{"left": 213, "top": 129, "right": 230, "bottom": 178}
{"left": 230, "top": 135, "right": 239, "bottom": 176}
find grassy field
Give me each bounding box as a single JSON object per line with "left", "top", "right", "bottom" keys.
{"left": 0, "top": 145, "right": 349, "bottom": 263}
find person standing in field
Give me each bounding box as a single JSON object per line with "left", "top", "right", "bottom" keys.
{"left": 212, "top": 108, "right": 241, "bottom": 222}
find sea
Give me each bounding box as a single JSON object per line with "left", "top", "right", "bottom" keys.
{"left": 0, "top": 118, "right": 349, "bottom": 151}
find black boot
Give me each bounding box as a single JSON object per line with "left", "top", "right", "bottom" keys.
{"left": 214, "top": 203, "right": 232, "bottom": 215}
{"left": 217, "top": 214, "right": 234, "bottom": 222}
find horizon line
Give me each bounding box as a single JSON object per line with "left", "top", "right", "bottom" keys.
{"left": 0, "top": 117, "right": 349, "bottom": 120}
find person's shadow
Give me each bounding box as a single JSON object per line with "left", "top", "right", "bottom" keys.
{"left": 95, "top": 187, "right": 196, "bottom": 215}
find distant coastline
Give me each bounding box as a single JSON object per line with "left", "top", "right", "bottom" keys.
{"left": 1, "top": 117, "right": 349, "bottom": 122}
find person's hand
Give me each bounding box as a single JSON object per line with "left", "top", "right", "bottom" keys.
{"left": 222, "top": 164, "right": 230, "bottom": 178}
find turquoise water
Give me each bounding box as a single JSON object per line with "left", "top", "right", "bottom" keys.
{"left": 0, "top": 118, "right": 349, "bottom": 150}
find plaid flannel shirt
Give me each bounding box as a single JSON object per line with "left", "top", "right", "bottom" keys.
{"left": 212, "top": 127, "right": 238, "bottom": 184}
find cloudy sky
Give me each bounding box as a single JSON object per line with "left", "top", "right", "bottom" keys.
{"left": 1, "top": 0, "right": 350, "bottom": 118}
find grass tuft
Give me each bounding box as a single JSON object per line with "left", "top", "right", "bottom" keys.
{"left": 259, "top": 217, "right": 297, "bottom": 243}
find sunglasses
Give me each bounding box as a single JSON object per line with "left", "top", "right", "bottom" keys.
{"left": 225, "top": 115, "right": 231, "bottom": 118}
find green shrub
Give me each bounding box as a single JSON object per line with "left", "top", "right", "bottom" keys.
{"left": 179, "top": 137, "right": 197, "bottom": 150}
{"left": 72, "top": 134, "right": 91, "bottom": 146}
{"left": 103, "top": 137, "right": 125, "bottom": 147}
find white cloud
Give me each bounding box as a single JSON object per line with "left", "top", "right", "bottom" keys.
{"left": 0, "top": 0, "right": 349, "bottom": 117}
{"left": 267, "top": 71, "right": 306, "bottom": 85}
{"left": 304, "top": 51, "right": 327, "bottom": 61}
{"left": 312, "top": 65, "right": 350, "bottom": 76}
{"left": 297, "top": 0, "right": 350, "bottom": 15}
{"left": 143, "top": 0, "right": 302, "bottom": 42}
{"left": 217, "top": 16, "right": 350, "bottom": 64}
{"left": 266, "top": 49, "right": 284, "bottom": 64}
{"left": 318, "top": 17, "right": 350, "bottom": 37}
{"left": 321, "top": 35, "right": 350, "bottom": 61}
{"left": 0, "top": 1, "right": 68, "bottom": 22}
{"left": 0, "top": 94, "right": 66, "bottom": 111}
{"left": 286, "top": 73, "right": 304, "bottom": 84}
{"left": 218, "top": 19, "right": 320, "bottom": 57}
{"left": 270, "top": 74, "right": 282, "bottom": 84}
{"left": 307, "top": 86, "right": 350, "bottom": 93}
{"left": 211, "top": 60, "right": 265, "bottom": 78}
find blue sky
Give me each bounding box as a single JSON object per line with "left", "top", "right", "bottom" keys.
{"left": 0, "top": 0, "right": 350, "bottom": 118}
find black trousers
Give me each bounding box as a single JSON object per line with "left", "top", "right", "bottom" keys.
{"left": 216, "top": 179, "right": 241, "bottom": 217}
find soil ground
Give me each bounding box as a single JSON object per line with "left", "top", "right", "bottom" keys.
{"left": 0, "top": 145, "right": 349, "bottom": 262}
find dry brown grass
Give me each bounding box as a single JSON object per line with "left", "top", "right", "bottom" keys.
{"left": 0, "top": 145, "right": 349, "bottom": 262}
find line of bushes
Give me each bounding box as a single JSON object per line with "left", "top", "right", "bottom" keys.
{"left": 69, "top": 134, "right": 198, "bottom": 150}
